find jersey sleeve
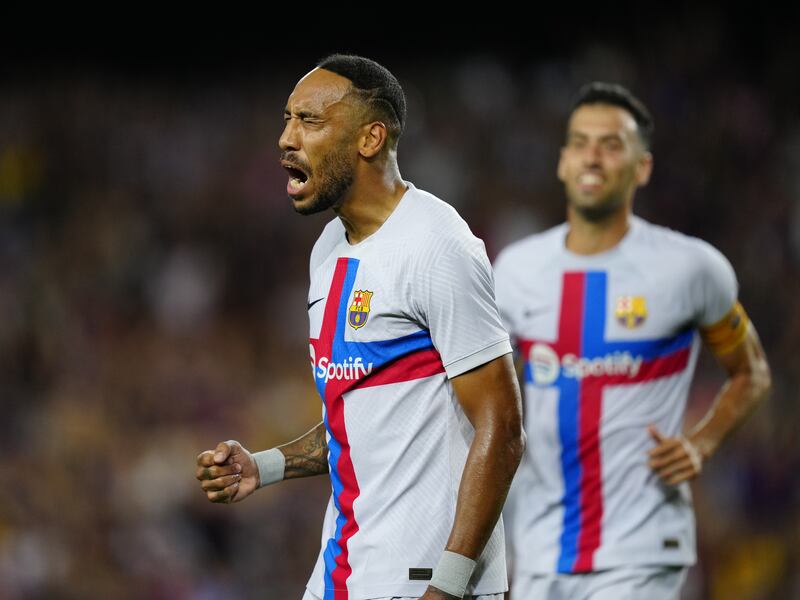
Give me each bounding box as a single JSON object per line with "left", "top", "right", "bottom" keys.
{"left": 412, "top": 234, "right": 512, "bottom": 379}
{"left": 692, "top": 240, "right": 739, "bottom": 327}
{"left": 491, "top": 247, "right": 519, "bottom": 343}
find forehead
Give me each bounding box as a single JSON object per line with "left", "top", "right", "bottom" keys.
{"left": 567, "top": 103, "right": 640, "bottom": 140}
{"left": 285, "top": 67, "right": 354, "bottom": 113}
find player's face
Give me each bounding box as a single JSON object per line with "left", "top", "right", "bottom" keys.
{"left": 557, "top": 104, "right": 652, "bottom": 222}
{"left": 279, "top": 68, "right": 361, "bottom": 215}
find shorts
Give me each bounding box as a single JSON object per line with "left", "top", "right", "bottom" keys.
{"left": 511, "top": 566, "right": 687, "bottom": 600}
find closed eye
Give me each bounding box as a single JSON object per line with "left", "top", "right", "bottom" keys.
{"left": 284, "top": 109, "right": 323, "bottom": 123}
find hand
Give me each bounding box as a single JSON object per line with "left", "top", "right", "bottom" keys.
{"left": 647, "top": 425, "right": 704, "bottom": 486}
{"left": 420, "top": 587, "right": 460, "bottom": 600}
{"left": 196, "top": 440, "right": 259, "bottom": 503}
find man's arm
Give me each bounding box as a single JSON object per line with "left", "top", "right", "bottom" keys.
{"left": 196, "top": 422, "right": 329, "bottom": 504}
{"left": 424, "top": 353, "right": 525, "bottom": 599}
{"left": 649, "top": 320, "right": 771, "bottom": 485}
{"left": 277, "top": 422, "right": 329, "bottom": 479}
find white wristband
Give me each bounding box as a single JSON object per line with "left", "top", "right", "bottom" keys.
{"left": 253, "top": 448, "right": 285, "bottom": 488}
{"left": 430, "top": 550, "right": 476, "bottom": 598}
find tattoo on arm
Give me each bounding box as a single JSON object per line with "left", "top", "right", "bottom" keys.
{"left": 280, "top": 422, "right": 329, "bottom": 478}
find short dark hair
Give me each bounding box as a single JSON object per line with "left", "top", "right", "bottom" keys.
{"left": 317, "top": 54, "right": 407, "bottom": 147}
{"left": 571, "top": 82, "right": 654, "bottom": 150}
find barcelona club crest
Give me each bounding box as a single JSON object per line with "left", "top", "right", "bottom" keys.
{"left": 615, "top": 295, "right": 647, "bottom": 329}
{"left": 348, "top": 290, "right": 373, "bottom": 330}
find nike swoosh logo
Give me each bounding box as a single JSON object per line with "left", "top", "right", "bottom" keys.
{"left": 307, "top": 297, "right": 325, "bottom": 310}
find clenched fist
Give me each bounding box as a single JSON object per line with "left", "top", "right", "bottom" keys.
{"left": 196, "top": 440, "right": 259, "bottom": 504}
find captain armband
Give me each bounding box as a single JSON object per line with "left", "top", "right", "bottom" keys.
{"left": 700, "top": 301, "right": 750, "bottom": 355}
{"left": 253, "top": 448, "right": 285, "bottom": 488}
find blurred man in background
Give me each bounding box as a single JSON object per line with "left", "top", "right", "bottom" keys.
{"left": 196, "top": 54, "right": 524, "bottom": 600}
{"left": 494, "top": 82, "right": 771, "bottom": 599}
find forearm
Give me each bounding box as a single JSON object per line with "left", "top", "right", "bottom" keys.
{"left": 690, "top": 307, "right": 772, "bottom": 461}
{"left": 277, "top": 422, "right": 329, "bottom": 479}
{"left": 689, "top": 356, "right": 771, "bottom": 459}
{"left": 445, "top": 423, "right": 525, "bottom": 558}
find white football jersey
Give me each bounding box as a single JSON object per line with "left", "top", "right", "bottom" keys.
{"left": 305, "top": 182, "right": 512, "bottom": 599}
{"left": 494, "top": 216, "right": 738, "bottom": 575}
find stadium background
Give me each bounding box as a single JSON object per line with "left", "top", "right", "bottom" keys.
{"left": 1, "top": 8, "right": 798, "bottom": 599}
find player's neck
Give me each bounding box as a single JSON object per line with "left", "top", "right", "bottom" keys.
{"left": 565, "top": 207, "right": 631, "bottom": 255}
{"left": 335, "top": 166, "right": 407, "bottom": 245}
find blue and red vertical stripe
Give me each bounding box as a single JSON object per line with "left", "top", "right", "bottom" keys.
{"left": 312, "top": 257, "right": 445, "bottom": 598}
{"left": 520, "top": 271, "right": 694, "bottom": 573}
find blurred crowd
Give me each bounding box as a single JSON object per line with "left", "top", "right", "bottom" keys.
{"left": 1, "top": 19, "right": 799, "bottom": 600}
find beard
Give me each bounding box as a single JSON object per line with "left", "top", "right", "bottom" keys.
{"left": 292, "top": 145, "right": 355, "bottom": 216}
{"left": 568, "top": 191, "right": 626, "bottom": 223}
{"left": 565, "top": 169, "right": 635, "bottom": 223}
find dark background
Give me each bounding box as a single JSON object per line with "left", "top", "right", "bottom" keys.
{"left": 1, "top": 8, "right": 798, "bottom": 599}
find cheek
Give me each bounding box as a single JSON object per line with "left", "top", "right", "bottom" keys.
{"left": 557, "top": 157, "right": 569, "bottom": 181}
{"left": 602, "top": 155, "right": 626, "bottom": 173}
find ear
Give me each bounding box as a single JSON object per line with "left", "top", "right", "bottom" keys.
{"left": 556, "top": 147, "right": 567, "bottom": 182}
{"left": 358, "top": 122, "right": 388, "bottom": 158}
{"left": 635, "top": 151, "right": 653, "bottom": 187}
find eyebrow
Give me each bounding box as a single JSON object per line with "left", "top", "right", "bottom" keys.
{"left": 567, "top": 131, "right": 625, "bottom": 142}
{"left": 284, "top": 107, "right": 323, "bottom": 120}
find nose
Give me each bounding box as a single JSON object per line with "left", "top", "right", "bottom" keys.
{"left": 279, "top": 117, "right": 300, "bottom": 152}
{"left": 581, "top": 141, "right": 602, "bottom": 167}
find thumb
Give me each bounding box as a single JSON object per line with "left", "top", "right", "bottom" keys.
{"left": 647, "top": 424, "right": 666, "bottom": 444}
{"left": 214, "top": 440, "right": 238, "bottom": 464}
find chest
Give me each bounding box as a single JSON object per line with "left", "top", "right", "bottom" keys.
{"left": 508, "top": 266, "right": 696, "bottom": 344}
{"left": 308, "top": 253, "right": 420, "bottom": 343}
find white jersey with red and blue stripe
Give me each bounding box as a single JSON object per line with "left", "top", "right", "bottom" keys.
{"left": 304, "top": 182, "right": 512, "bottom": 599}
{"left": 493, "top": 216, "right": 738, "bottom": 575}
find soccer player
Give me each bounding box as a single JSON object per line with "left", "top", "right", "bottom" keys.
{"left": 195, "top": 55, "right": 524, "bottom": 600}
{"left": 494, "top": 82, "right": 772, "bottom": 599}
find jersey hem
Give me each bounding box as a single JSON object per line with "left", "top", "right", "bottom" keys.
{"left": 513, "top": 553, "right": 696, "bottom": 576}
{"left": 308, "top": 582, "right": 508, "bottom": 598}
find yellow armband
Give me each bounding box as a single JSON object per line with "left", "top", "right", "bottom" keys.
{"left": 700, "top": 301, "right": 749, "bottom": 355}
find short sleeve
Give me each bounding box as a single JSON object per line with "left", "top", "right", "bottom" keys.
{"left": 492, "top": 248, "right": 519, "bottom": 342}
{"left": 693, "top": 240, "right": 739, "bottom": 327}
{"left": 412, "top": 234, "right": 512, "bottom": 379}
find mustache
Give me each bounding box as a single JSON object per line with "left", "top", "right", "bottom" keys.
{"left": 280, "top": 151, "right": 312, "bottom": 175}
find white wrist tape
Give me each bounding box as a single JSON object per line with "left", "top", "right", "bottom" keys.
{"left": 679, "top": 436, "right": 703, "bottom": 474}
{"left": 253, "top": 448, "right": 285, "bottom": 488}
{"left": 430, "top": 550, "right": 476, "bottom": 598}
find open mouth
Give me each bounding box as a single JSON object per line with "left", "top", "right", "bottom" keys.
{"left": 577, "top": 172, "right": 604, "bottom": 192}
{"left": 281, "top": 160, "right": 310, "bottom": 196}
{"left": 578, "top": 172, "right": 603, "bottom": 186}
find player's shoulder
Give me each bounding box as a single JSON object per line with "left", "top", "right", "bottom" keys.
{"left": 494, "top": 222, "right": 568, "bottom": 274}
{"left": 401, "top": 183, "right": 483, "bottom": 253}
{"left": 630, "top": 217, "right": 731, "bottom": 270}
